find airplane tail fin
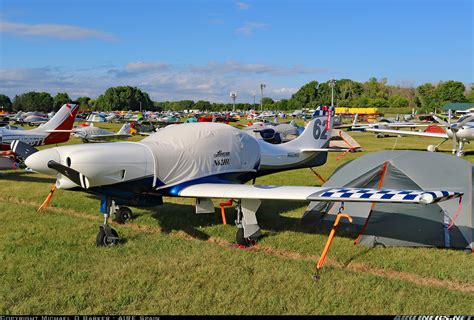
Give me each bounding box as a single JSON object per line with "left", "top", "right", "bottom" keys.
{"left": 117, "top": 123, "right": 131, "bottom": 135}
{"left": 284, "top": 106, "right": 334, "bottom": 150}
{"left": 37, "top": 104, "right": 79, "bottom": 144}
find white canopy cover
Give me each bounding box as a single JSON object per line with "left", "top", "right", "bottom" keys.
{"left": 140, "top": 123, "right": 261, "bottom": 188}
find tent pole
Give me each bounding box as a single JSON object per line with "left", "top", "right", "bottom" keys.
{"left": 353, "top": 161, "right": 389, "bottom": 246}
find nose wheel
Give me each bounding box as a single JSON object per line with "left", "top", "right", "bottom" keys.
{"left": 96, "top": 196, "right": 121, "bottom": 247}
{"left": 96, "top": 225, "right": 119, "bottom": 247}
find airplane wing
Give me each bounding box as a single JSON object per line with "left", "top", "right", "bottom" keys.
{"left": 301, "top": 148, "right": 361, "bottom": 152}
{"left": 87, "top": 134, "right": 131, "bottom": 141}
{"left": 177, "top": 183, "right": 461, "bottom": 205}
{"left": 366, "top": 128, "right": 449, "bottom": 138}
{"left": 45, "top": 129, "right": 75, "bottom": 133}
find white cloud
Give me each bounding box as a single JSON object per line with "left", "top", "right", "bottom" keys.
{"left": 0, "top": 20, "right": 117, "bottom": 41}
{"left": 235, "top": 22, "right": 268, "bottom": 36}
{"left": 236, "top": 1, "right": 250, "bottom": 10}
{"left": 272, "top": 87, "right": 298, "bottom": 95}
{"left": 0, "top": 61, "right": 329, "bottom": 102}
{"left": 191, "top": 61, "right": 327, "bottom": 76}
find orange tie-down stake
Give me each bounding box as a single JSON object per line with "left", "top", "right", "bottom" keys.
{"left": 219, "top": 199, "right": 235, "bottom": 225}
{"left": 37, "top": 184, "right": 57, "bottom": 212}
{"left": 314, "top": 208, "right": 353, "bottom": 279}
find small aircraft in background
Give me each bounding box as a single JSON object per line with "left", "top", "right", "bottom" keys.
{"left": 2, "top": 104, "right": 79, "bottom": 150}
{"left": 49, "top": 123, "right": 132, "bottom": 143}
{"left": 73, "top": 123, "right": 132, "bottom": 143}
{"left": 349, "top": 114, "right": 430, "bottom": 134}
{"left": 0, "top": 104, "right": 79, "bottom": 169}
{"left": 366, "top": 114, "right": 474, "bottom": 156}
{"left": 15, "top": 106, "right": 461, "bottom": 251}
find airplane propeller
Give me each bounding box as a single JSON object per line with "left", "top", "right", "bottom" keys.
{"left": 47, "top": 160, "right": 90, "bottom": 189}
{"left": 10, "top": 140, "right": 38, "bottom": 161}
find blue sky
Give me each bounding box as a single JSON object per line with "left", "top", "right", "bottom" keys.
{"left": 0, "top": 0, "right": 472, "bottom": 102}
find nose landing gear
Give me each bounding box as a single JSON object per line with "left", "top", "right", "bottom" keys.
{"left": 96, "top": 196, "right": 121, "bottom": 247}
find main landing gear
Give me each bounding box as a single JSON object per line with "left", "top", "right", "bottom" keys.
{"left": 96, "top": 197, "right": 121, "bottom": 247}
{"left": 113, "top": 206, "right": 133, "bottom": 224}
{"left": 234, "top": 199, "right": 262, "bottom": 247}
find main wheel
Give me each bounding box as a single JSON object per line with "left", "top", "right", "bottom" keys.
{"left": 96, "top": 227, "right": 119, "bottom": 247}
{"left": 236, "top": 228, "right": 255, "bottom": 247}
{"left": 113, "top": 207, "right": 133, "bottom": 224}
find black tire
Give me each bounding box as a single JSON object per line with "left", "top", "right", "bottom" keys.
{"left": 96, "top": 227, "right": 119, "bottom": 247}
{"left": 113, "top": 207, "right": 133, "bottom": 224}
{"left": 236, "top": 228, "right": 253, "bottom": 247}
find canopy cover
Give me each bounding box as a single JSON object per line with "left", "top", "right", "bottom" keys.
{"left": 140, "top": 123, "right": 260, "bottom": 188}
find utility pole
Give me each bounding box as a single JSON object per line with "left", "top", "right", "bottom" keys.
{"left": 253, "top": 94, "right": 256, "bottom": 109}
{"left": 230, "top": 91, "right": 237, "bottom": 112}
{"left": 260, "top": 83, "right": 266, "bottom": 111}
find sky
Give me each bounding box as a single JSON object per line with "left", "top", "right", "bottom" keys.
{"left": 0, "top": 0, "right": 472, "bottom": 102}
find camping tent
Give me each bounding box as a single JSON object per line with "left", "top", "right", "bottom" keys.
{"left": 303, "top": 150, "right": 473, "bottom": 250}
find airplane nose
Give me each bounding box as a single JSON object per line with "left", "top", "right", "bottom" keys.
{"left": 25, "top": 148, "right": 60, "bottom": 175}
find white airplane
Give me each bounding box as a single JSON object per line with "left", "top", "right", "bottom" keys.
{"left": 50, "top": 123, "right": 132, "bottom": 143}
{"left": 2, "top": 104, "right": 79, "bottom": 151}
{"left": 349, "top": 113, "right": 430, "bottom": 133}
{"left": 366, "top": 114, "right": 474, "bottom": 156}
{"left": 14, "top": 107, "right": 462, "bottom": 248}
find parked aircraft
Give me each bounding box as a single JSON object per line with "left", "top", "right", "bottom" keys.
{"left": 366, "top": 114, "right": 474, "bottom": 156}
{"left": 50, "top": 123, "right": 132, "bottom": 143}
{"left": 349, "top": 113, "right": 430, "bottom": 133}
{"left": 15, "top": 107, "right": 462, "bottom": 248}
{"left": 1, "top": 104, "right": 79, "bottom": 150}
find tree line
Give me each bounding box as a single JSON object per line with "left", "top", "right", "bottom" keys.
{"left": 0, "top": 78, "right": 472, "bottom": 113}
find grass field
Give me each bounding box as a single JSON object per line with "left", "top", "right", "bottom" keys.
{"left": 0, "top": 121, "right": 473, "bottom": 315}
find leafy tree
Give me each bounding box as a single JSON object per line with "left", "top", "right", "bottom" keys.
{"left": 436, "top": 80, "right": 467, "bottom": 104}
{"left": 170, "top": 100, "right": 194, "bottom": 111}
{"left": 315, "top": 82, "right": 332, "bottom": 106}
{"left": 467, "top": 84, "right": 474, "bottom": 103}
{"left": 388, "top": 95, "right": 409, "bottom": 108}
{"left": 363, "top": 77, "right": 389, "bottom": 99}
{"left": 262, "top": 97, "right": 274, "bottom": 108}
{"left": 369, "top": 98, "right": 389, "bottom": 108}
{"left": 416, "top": 83, "right": 438, "bottom": 111}
{"left": 291, "top": 80, "right": 319, "bottom": 107}
{"left": 12, "top": 92, "right": 54, "bottom": 112}
{"left": 194, "top": 100, "right": 211, "bottom": 111}
{"left": 95, "top": 86, "right": 153, "bottom": 111}
{"left": 352, "top": 95, "right": 369, "bottom": 107}
{"left": 0, "top": 94, "right": 12, "bottom": 111}
{"left": 336, "top": 79, "right": 363, "bottom": 101}
{"left": 53, "top": 92, "right": 71, "bottom": 110}
{"left": 76, "top": 96, "right": 91, "bottom": 110}
{"left": 274, "top": 99, "right": 289, "bottom": 110}
{"left": 338, "top": 99, "right": 352, "bottom": 108}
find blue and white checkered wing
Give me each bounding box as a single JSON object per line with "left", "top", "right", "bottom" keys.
{"left": 307, "top": 188, "right": 462, "bottom": 204}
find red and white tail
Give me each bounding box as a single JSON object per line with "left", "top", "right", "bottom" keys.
{"left": 33, "top": 104, "right": 79, "bottom": 145}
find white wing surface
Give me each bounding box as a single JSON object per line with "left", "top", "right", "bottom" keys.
{"left": 366, "top": 128, "right": 448, "bottom": 138}
{"left": 177, "top": 183, "right": 462, "bottom": 205}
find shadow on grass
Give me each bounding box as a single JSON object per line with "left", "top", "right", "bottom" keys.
{"left": 0, "top": 170, "right": 55, "bottom": 184}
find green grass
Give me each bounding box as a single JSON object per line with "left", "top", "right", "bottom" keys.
{"left": 0, "top": 122, "right": 473, "bottom": 314}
